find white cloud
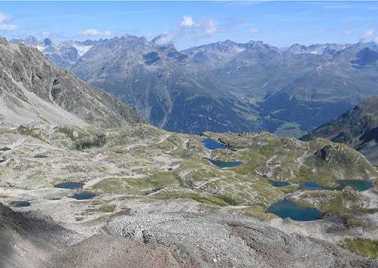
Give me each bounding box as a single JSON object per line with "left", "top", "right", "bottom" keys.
{"left": 343, "top": 29, "right": 353, "bottom": 36}
{"left": 181, "top": 16, "right": 195, "bottom": 28}
{"left": 0, "top": 12, "right": 16, "bottom": 31}
{"left": 204, "top": 20, "right": 217, "bottom": 35}
{"left": 322, "top": 4, "right": 353, "bottom": 10}
{"left": 0, "top": 24, "right": 16, "bottom": 31}
{"left": 0, "top": 12, "right": 8, "bottom": 24}
{"left": 153, "top": 16, "right": 219, "bottom": 47}
{"left": 360, "top": 29, "right": 378, "bottom": 43}
{"left": 179, "top": 16, "right": 218, "bottom": 36}
{"left": 80, "top": 28, "right": 112, "bottom": 37}
{"left": 152, "top": 33, "right": 175, "bottom": 45}
{"left": 362, "top": 29, "right": 375, "bottom": 39}
{"left": 250, "top": 26, "right": 259, "bottom": 34}
{"left": 41, "top": 31, "right": 51, "bottom": 37}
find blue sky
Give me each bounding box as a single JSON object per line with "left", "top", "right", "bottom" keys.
{"left": 0, "top": 1, "right": 377, "bottom": 49}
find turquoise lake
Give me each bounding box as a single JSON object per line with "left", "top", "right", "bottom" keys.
{"left": 267, "top": 199, "right": 322, "bottom": 221}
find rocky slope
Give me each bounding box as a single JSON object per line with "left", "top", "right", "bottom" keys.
{"left": 303, "top": 97, "right": 378, "bottom": 165}
{"left": 2, "top": 201, "right": 375, "bottom": 268}
{"left": 0, "top": 203, "right": 73, "bottom": 268}
{"left": 0, "top": 37, "right": 140, "bottom": 128}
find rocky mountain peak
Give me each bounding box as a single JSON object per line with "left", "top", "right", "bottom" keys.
{"left": 43, "top": 38, "right": 53, "bottom": 47}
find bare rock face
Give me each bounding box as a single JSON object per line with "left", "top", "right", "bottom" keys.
{"left": 0, "top": 203, "right": 72, "bottom": 268}
{"left": 106, "top": 212, "right": 376, "bottom": 268}
{"left": 0, "top": 38, "right": 140, "bottom": 128}
{"left": 1, "top": 202, "right": 376, "bottom": 268}
{"left": 49, "top": 235, "right": 184, "bottom": 268}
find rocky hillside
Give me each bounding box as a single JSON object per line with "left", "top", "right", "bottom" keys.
{"left": 303, "top": 97, "right": 378, "bottom": 165}
{"left": 1, "top": 200, "right": 375, "bottom": 268}
{"left": 0, "top": 203, "right": 72, "bottom": 268}
{"left": 0, "top": 38, "right": 140, "bottom": 128}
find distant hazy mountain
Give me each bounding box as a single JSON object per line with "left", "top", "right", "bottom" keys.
{"left": 303, "top": 97, "right": 378, "bottom": 165}
{"left": 11, "top": 37, "right": 97, "bottom": 69}
{"left": 0, "top": 37, "right": 140, "bottom": 128}
{"left": 21, "top": 35, "right": 378, "bottom": 135}
{"left": 71, "top": 36, "right": 258, "bottom": 134}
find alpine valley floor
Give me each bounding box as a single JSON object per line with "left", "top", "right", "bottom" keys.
{"left": 1, "top": 123, "right": 378, "bottom": 267}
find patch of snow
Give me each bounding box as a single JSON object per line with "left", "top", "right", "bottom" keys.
{"left": 36, "top": 45, "right": 46, "bottom": 52}
{"left": 73, "top": 43, "right": 93, "bottom": 56}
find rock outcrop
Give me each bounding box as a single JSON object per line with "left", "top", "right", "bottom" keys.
{"left": 304, "top": 96, "right": 378, "bottom": 165}
{"left": 0, "top": 37, "right": 140, "bottom": 128}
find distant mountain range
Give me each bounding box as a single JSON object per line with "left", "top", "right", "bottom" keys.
{"left": 303, "top": 97, "right": 378, "bottom": 165}
{"left": 11, "top": 36, "right": 96, "bottom": 69}
{"left": 1, "top": 37, "right": 140, "bottom": 128}
{"left": 14, "top": 36, "right": 378, "bottom": 135}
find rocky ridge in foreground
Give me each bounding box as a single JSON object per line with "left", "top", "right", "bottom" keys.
{"left": 1, "top": 201, "right": 375, "bottom": 268}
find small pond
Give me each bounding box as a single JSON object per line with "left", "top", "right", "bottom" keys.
{"left": 202, "top": 138, "right": 226, "bottom": 150}
{"left": 301, "top": 182, "right": 323, "bottom": 191}
{"left": 208, "top": 159, "right": 241, "bottom": 169}
{"left": 55, "top": 182, "right": 84, "bottom": 190}
{"left": 267, "top": 199, "right": 322, "bottom": 221}
{"left": 336, "top": 180, "right": 373, "bottom": 192}
{"left": 33, "top": 154, "right": 48, "bottom": 159}
{"left": 9, "top": 201, "right": 31, "bottom": 207}
{"left": 70, "top": 191, "right": 96, "bottom": 200}
{"left": 269, "top": 180, "right": 290, "bottom": 187}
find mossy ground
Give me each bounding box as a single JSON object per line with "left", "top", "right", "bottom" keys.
{"left": 91, "top": 172, "right": 182, "bottom": 195}
{"left": 2, "top": 125, "right": 377, "bottom": 227}
{"left": 154, "top": 190, "right": 235, "bottom": 207}
{"left": 239, "top": 205, "right": 276, "bottom": 221}
{"left": 294, "top": 189, "right": 376, "bottom": 228}
{"left": 340, "top": 238, "right": 378, "bottom": 259}
{"left": 98, "top": 204, "right": 116, "bottom": 213}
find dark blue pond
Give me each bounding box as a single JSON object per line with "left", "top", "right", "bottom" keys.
{"left": 208, "top": 159, "right": 241, "bottom": 169}
{"left": 202, "top": 138, "right": 226, "bottom": 150}
{"left": 9, "top": 201, "right": 31, "bottom": 207}
{"left": 267, "top": 199, "right": 322, "bottom": 221}
{"left": 269, "top": 180, "right": 290, "bottom": 187}
{"left": 336, "top": 180, "right": 373, "bottom": 192}
{"left": 70, "top": 191, "right": 96, "bottom": 200}
{"left": 301, "top": 182, "right": 323, "bottom": 191}
{"left": 55, "top": 182, "right": 83, "bottom": 190}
